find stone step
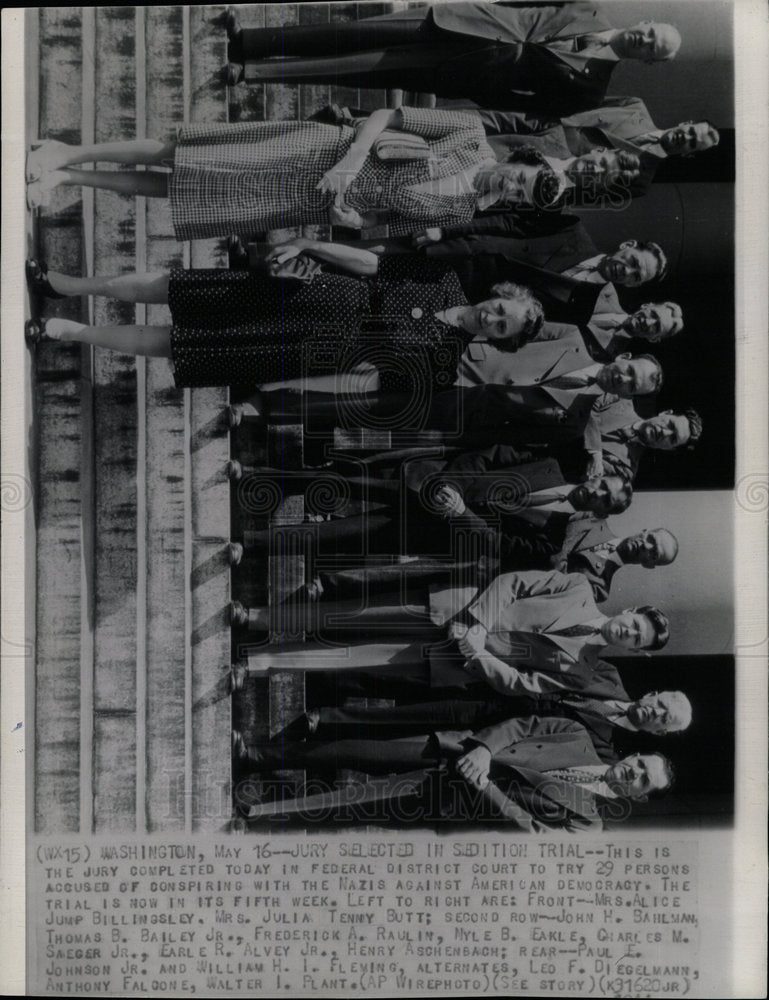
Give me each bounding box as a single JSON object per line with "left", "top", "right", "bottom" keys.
{"left": 33, "top": 5, "right": 88, "bottom": 835}
{"left": 32, "top": 5, "right": 233, "bottom": 835}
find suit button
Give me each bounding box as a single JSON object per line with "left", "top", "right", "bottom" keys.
{"left": 411, "top": 307, "right": 423, "bottom": 319}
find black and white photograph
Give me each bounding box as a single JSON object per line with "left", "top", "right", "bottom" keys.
{"left": 1, "top": 1, "right": 766, "bottom": 997}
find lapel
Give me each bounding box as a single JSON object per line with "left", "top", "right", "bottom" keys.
{"left": 502, "top": 763, "right": 603, "bottom": 822}
{"left": 503, "top": 328, "right": 593, "bottom": 386}
{"left": 597, "top": 397, "right": 637, "bottom": 436}
{"left": 575, "top": 519, "right": 614, "bottom": 551}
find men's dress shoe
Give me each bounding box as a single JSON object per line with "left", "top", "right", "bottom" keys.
{"left": 227, "top": 234, "right": 249, "bottom": 270}
{"left": 232, "top": 730, "right": 266, "bottom": 766}
{"left": 25, "top": 318, "right": 53, "bottom": 347}
{"left": 272, "top": 710, "right": 320, "bottom": 743}
{"left": 223, "top": 62, "right": 245, "bottom": 87}
{"left": 222, "top": 7, "right": 241, "bottom": 42}
{"left": 26, "top": 259, "right": 64, "bottom": 299}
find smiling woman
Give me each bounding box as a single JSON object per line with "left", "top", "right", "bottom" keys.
{"left": 25, "top": 248, "right": 545, "bottom": 391}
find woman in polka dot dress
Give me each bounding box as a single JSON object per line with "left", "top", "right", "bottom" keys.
{"left": 25, "top": 242, "right": 545, "bottom": 393}
{"left": 25, "top": 107, "right": 562, "bottom": 234}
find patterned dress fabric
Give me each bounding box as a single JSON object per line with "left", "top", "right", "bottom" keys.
{"left": 169, "top": 109, "right": 495, "bottom": 240}
{"left": 168, "top": 255, "right": 471, "bottom": 390}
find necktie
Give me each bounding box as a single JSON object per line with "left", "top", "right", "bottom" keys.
{"left": 605, "top": 426, "right": 633, "bottom": 444}
{"left": 549, "top": 624, "right": 598, "bottom": 638}
{"left": 573, "top": 33, "right": 607, "bottom": 53}
{"left": 545, "top": 768, "right": 600, "bottom": 784}
{"left": 545, "top": 373, "right": 595, "bottom": 390}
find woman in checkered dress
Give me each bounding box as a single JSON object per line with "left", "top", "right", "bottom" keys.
{"left": 26, "top": 242, "right": 545, "bottom": 392}
{"left": 26, "top": 108, "right": 557, "bottom": 235}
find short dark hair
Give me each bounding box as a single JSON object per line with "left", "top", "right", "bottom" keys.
{"left": 637, "top": 241, "right": 669, "bottom": 281}
{"left": 607, "top": 476, "right": 633, "bottom": 514}
{"left": 632, "top": 605, "right": 670, "bottom": 651}
{"left": 504, "top": 145, "right": 562, "bottom": 209}
{"left": 634, "top": 353, "right": 664, "bottom": 392}
{"left": 683, "top": 408, "right": 703, "bottom": 447}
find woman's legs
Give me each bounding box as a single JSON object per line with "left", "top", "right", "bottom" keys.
{"left": 51, "top": 167, "right": 170, "bottom": 199}
{"left": 45, "top": 318, "right": 172, "bottom": 358}
{"left": 33, "top": 137, "right": 176, "bottom": 170}
{"left": 45, "top": 270, "right": 170, "bottom": 304}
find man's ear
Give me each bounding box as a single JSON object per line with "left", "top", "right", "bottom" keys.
{"left": 616, "top": 352, "right": 631, "bottom": 361}
{"left": 635, "top": 793, "right": 649, "bottom": 803}
{"left": 620, "top": 239, "right": 637, "bottom": 250}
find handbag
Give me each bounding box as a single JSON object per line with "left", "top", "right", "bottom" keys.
{"left": 265, "top": 252, "right": 322, "bottom": 284}
{"left": 371, "top": 129, "right": 432, "bottom": 162}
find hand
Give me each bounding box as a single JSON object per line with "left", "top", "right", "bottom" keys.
{"left": 456, "top": 745, "right": 492, "bottom": 790}
{"left": 265, "top": 241, "right": 307, "bottom": 267}
{"left": 412, "top": 227, "right": 443, "bottom": 249}
{"left": 317, "top": 151, "right": 363, "bottom": 200}
{"left": 328, "top": 198, "right": 364, "bottom": 229}
{"left": 433, "top": 484, "right": 466, "bottom": 516}
{"left": 457, "top": 623, "right": 487, "bottom": 659}
{"left": 585, "top": 453, "right": 604, "bottom": 479}
{"left": 448, "top": 621, "right": 468, "bottom": 641}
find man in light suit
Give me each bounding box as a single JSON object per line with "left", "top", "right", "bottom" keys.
{"left": 580, "top": 284, "right": 684, "bottom": 361}
{"left": 233, "top": 714, "right": 674, "bottom": 831}
{"left": 258, "top": 330, "right": 664, "bottom": 456}
{"left": 559, "top": 522, "right": 679, "bottom": 603}
{"left": 241, "top": 571, "right": 670, "bottom": 697}
{"left": 224, "top": 3, "right": 681, "bottom": 115}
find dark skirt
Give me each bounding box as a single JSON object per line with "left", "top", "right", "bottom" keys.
{"left": 167, "top": 261, "right": 470, "bottom": 390}
{"left": 168, "top": 268, "right": 370, "bottom": 388}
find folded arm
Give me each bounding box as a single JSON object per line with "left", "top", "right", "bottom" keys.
{"left": 465, "top": 652, "right": 583, "bottom": 697}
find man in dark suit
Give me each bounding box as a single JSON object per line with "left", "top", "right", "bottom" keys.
{"left": 224, "top": 3, "right": 681, "bottom": 115}
{"left": 559, "top": 521, "right": 679, "bottom": 603}
{"left": 233, "top": 714, "right": 674, "bottom": 831}
{"left": 465, "top": 98, "right": 719, "bottom": 167}
{"left": 234, "top": 457, "right": 633, "bottom": 573}
{"left": 290, "top": 677, "right": 693, "bottom": 765}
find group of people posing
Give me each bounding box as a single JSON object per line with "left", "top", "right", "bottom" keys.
{"left": 25, "top": 2, "right": 719, "bottom": 832}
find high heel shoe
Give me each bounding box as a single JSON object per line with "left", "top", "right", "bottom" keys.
{"left": 25, "top": 318, "right": 53, "bottom": 347}
{"left": 26, "top": 259, "right": 65, "bottom": 300}
{"left": 26, "top": 170, "right": 67, "bottom": 211}
{"left": 26, "top": 139, "right": 68, "bottom": 182}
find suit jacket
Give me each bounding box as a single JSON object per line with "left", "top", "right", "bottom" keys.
{"left": 593, "top": 395, "right": 644, "bottom": 479}
{"left": 557, "top": 511, "right": 614, "bottom": 556}
{"left": 455, "top": 321, "right": 594, "bottom": 391}
{"left": 426, "top": 2, "right": 617, "bottom": 115}
{"left": 432, "top": 214, "right": 597, "bottom": 270}
{"left": 567, "top": 544, "right": 623, "bottom": 603}
{"left": 428, "top": 569, "right": 605, "bottom": 687}
{"left": 404, "top": 456, "right": 586, "bottom": 570}
{"left": 437, "top": 715, "right": 610, "bottom": 830}
{"left": 582, "top": 283, "right": 635, "bottom": 361}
